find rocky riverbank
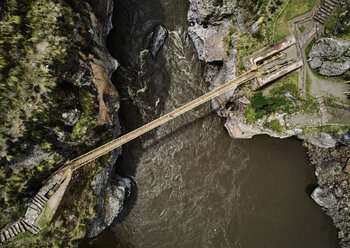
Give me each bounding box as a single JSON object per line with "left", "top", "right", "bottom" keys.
{"left": 305, "top": 135, "right": 350, "bottom": 247}
{"left": 187, "top": 0, "right": 350, "bottom": 247}
{"left": 0, "top": 0, "right": 129, "bottom": 246}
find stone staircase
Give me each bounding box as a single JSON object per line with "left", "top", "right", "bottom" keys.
{"left": 1, "top": 220, "right": 26, "bottom": 243}
{"left": 0, "top": 218, "right": 42, "bottom": 243}
{"left": 313, "top": 0, "right": 339, "bottom": 24}
{"left": 28, "top": 193, "right": 48, "bottom": 214}
{"left": 0, "top": 170, "right": 66, "bottom": 245}
{"left": 0, "top": 193, "right": 48, "bottom": 244}
{"left": 22, "top": 222, "right": 41, "bottom": 235}
{"left": 316, "top": 96, "right": 329, "bottom": 124}
{"left": 0, "top": 218, "right": 42, "bottom": 244}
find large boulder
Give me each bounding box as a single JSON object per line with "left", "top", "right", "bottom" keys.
{"left": 88, "top": 174, "right": 131, "bottom": 238}
{"left": 311, "top": 187, "right": 337, "bottom": 209}
{"left": 188, "top": 20, "right": 232, "bottom": 62}
{"left": 149, "top": 25, "right": 168, "bottom": 58}
{"left": 187, "top": 0, "right": 240, "bottom": 63}
{"left": 309, "top": 38, "right": 350, "bottom": 76}
{"left": 188, "top": 0, "right": 238, "bottom": 24}
{"left": 302, "top": 132, "right": 337, "bottom": 148}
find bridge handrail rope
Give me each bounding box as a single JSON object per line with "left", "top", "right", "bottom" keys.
{"left": 69, "top": 70, "right": 257, "bottom": 170}
{"left": 49, "top": 64, "right": 267, "bottom": 179}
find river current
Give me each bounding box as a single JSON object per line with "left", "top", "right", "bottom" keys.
{"left": 80, "top": 0, "right": 339, "bottom": 247}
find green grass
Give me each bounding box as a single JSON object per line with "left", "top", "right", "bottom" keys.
{"left": 270, "top": 71, "right": 301, "bottom": 100}
{"left": 235, "top": 0, "right": 284, "bottom": 71}
{"left": 268, "top": 71, "right": 320, "bottom": 113}
{"left": 0, "top": 155, "right": 59, "bottom": 229}
{"left": 326, "top": 94, "right": 350, "bottom": 106}
{"left": 245, "top": 71, "right": 321, "bottom": 123}
{"left": 298, "top": 25, "right": 306, "bottom": 33}
{"left": 38, "top": 205, "right": 55, "bottom": 228}
{"left": 325, "top": 7, "right": 342, "bottom": 34}
{"left": 235, "top": 33, "right": 268, "bottom": 72}
{"left": 316, "top": 125, "right": 350, "bottom": 133}
{"left": 299, "top": 72, "right": 319, "bottom": 113}
{"left": 246, "top": 105, "right": 259, "bottom": 124}
{"left": 265, "top": 119, "right": 284, "bottom": 132}
{"left": 8, "top": 231, "right": 32, "bottom": 244}
{"left": 273, "top": 0, "right": 317, "bottom": 41}
{"left": 0, "top": 1, "right": 118, "bottom": 247}
{"left": 229, "top": 28, "right": 234, "bottom": 36}
{"left": 245, "top": 92, "right": 292, "bottom": 123}
{"left": 245, "top": 72, "right": 299, "bottom": 123}
{"left": 70, "top": 89, "right": 97, "bottom": 142}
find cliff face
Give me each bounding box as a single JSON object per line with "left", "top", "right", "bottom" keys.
{"left": 0, "top": 0, "right": 127, "bottom": 246}
{"left": 188, "top": 0, "right": 238, "bottom": 24}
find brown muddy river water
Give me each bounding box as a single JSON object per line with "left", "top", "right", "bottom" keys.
{"left": 81, "top": 0, "right": 339, "bottom": 247}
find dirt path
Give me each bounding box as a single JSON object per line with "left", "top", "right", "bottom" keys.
{"left": 288, "top": 0, "right": 322, "bottom": 98}
{"left": 307, "top": 66, "right": 350, "bottom": 100}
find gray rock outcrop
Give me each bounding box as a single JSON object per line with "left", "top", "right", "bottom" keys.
{"left": 309, "top": 38, "right": 350, "bottom": 76}
{"left": 311, "top": 187, "right": 337, "bottom": 209}
{"left": 149, "top": 25, "right": 168, "bottom": 58}
{"left": 88, "top": 173, "right": 131, "bottom": 238}
{"left": 188, "top": 0, "right": 238, "bottom": 24}
{"left": 187, "top": 0, "right": 239, "bottom": 63}
{"left": 301, "top": 132, "right": 337, "bottom": 148}
{"left": 189, "top": 20, "right": 232, "bottom": 62}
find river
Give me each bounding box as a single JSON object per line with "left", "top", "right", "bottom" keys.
{"left": 80, "top": 0, "right": 339, "bottom": 247}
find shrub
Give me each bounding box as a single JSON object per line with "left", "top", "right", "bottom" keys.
{"left": 265, "top": 119, "right": 284, "bottom": 132}
{"left": 246, "top": 92, "right": 292, "bottom": 122}
{"left": 251, "top": 92, "right": 269, "bottom": 110}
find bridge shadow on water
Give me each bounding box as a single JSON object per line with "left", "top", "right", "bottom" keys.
{"left": 112, "top": 107, "right": 215, "bottom": 223}
{"left": 82, "top": 0, "right": 227, "bottom": 245}
{"left": 80, "top": 0, "right": 169, "bottom": 244}
{"left": 104, "top": 0, "right": 168, "bottom": 227}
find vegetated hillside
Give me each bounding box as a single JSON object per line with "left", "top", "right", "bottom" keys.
{"left": 0, "top": 0, "right": 121, "bottom": 247}
{"left": 0, "top": 0, "right": 74, "bottom": 159}
{"left": 325, "top": 1, "right": 350, "bottom": 40}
